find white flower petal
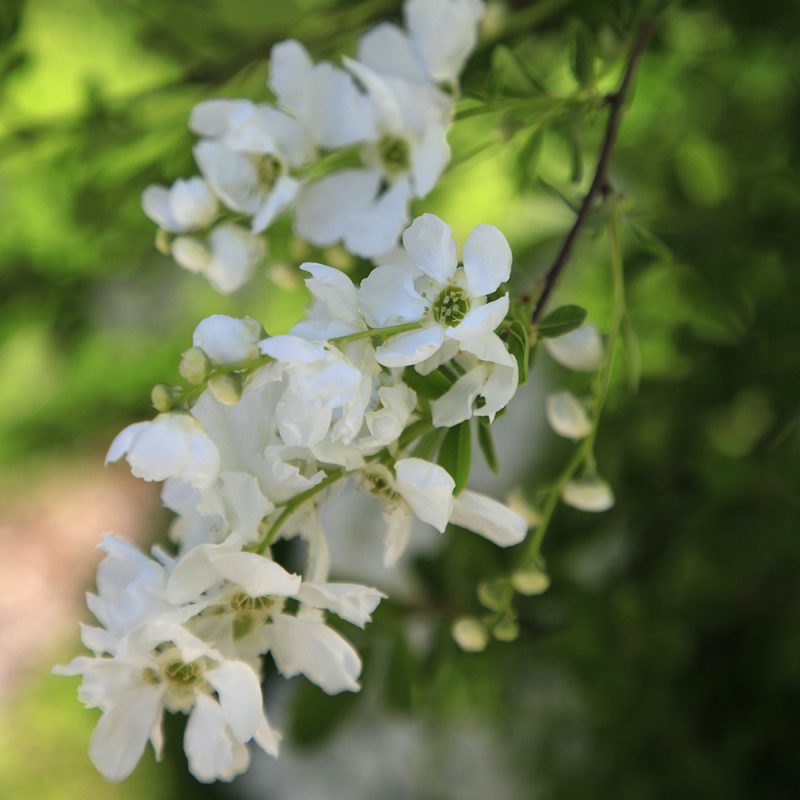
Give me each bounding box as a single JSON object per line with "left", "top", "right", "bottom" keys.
{"left": 382, "top": 505, "right": 413, "bottom": 567}
{"left": 546, "top": 391, "right": 592, "bottom": 440}
{"left": 166, "top": 544, "right": 224, "bottom": 604}
{"left": 301, "top": 262, "right": 360, "bottom": 326}
{"left": 544, "top": 323, "right": 605, "bottom": 372}
{"left": 205, "top": 223, "right": 265, "bottom": 294}
{"left": 259, "top": 334, "right": 326, "bottom": 364}
{"left": 458, "top": 331, "right": 516, "bottom": 367}
{"left": 297, "top": 582, "right": 386, "bottom": 628}
{"left": 402, "top": 213, "right": 458, "bottom": 284}
{"left": 275, "top": 389, "right": 331, "bottom": 448}
{"left": 474, "top": 362, "right": 518, "bottom": 422}
{"left": 268, "top": 615, "right": 361, "bottom": 694}
{"left": 375, "top": 325, "right": 444, "bottom": 367}
{"left": 343, "top": 178, "right": 412, "bottom": 258}
{"left": 357, "top": 22, "right": 425, "bottom": 82}
{"left": 294, "top": 169, "right": 381, "bottom": 247}
{"left": 394, "top": 457, "right": 454, "bottom": 531}
{"left": 450, "top": 490, "right": 528, "bottom": 546}
{"left": 252, "top": 175, "right": 300, "bottom": 234}
{"left": 268, "top": 39, "right": 314, "bottom": 110}
{"left": 562, "top": 476, "right": 615, "bottom": 512}
{"left": 431, "top": 366, "right": 488, "bottom": 428}
{"left": 194, "top": 141, "right": 262, "bottom": 215}
{"left": 89, "top": 686, "right": 164, "bottom": 783}
{"left": 447, "top": 294, "right": 509, "bottom": 341}
{"left": 183, "top": 695, "right": 235, "bottom": 784}
{"left": 209, "top": 551, "right": 302, "bottom": 598}
{"left": 359, "top": 264, "right": 425, "bottom": 327}
{"left": 205, "top": 661, "right": 263, "bottom": 742}
{"left": 411, "top": 123, "right": 450, "bottom": 198}
{"left": 253, "top": 714, "right": 281, "bottom": 758}
{"left": 462, "top": 224, "right": 512, "bottom": 296}
{"left": 193, "top": 315, "right": 261, "bottom": 365}
{"left": 343, "top": 57, "right": 403, "bottom": 131}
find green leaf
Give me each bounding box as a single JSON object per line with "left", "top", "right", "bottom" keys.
{"left": 437, "top": 421, "right": 472, "bottom": 494}
{"left": 503, "top": 319, "right": 530, "bottom": 385}
{"left": 622, "top": 314, "right": 642, "bottom": 392}
{"left": 489, "top": 45, "right": 536, "bottom": 98}
{"left": 384, "top": 630, "right": 416, "bottom": 712}
{"left": 517, "top": 129, "right": 544, "bottom": 193}
{"left": 413, "top": 428, "right": 447, "bottom": 461}
{"left": 537, "top": 305, "right": 587, "bottom": 338}
{"left": 476, "top": 418, "right": 499, "bottom": 473}
{"left": 571, "top": 21, "right": 595, "bottom": 87}
{"left": 402, "top": 366, "right": 452, "bottom": 399}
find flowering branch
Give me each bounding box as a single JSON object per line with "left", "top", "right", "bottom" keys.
{"left": 530, "top": 21, "right": 655, "bottom": 325}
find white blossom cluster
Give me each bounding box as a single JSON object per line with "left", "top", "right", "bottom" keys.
{"left": 58, "top": 208, "right": 531, "bottom": 783}
{"left": 142, "top": 0, "right": 485, "bottom": 293}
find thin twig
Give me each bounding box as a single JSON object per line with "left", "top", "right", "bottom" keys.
{"left": 531, "top": 21, "right": 655, "bottom": 324}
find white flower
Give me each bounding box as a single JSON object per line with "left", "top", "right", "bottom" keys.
{"left": 193, "top": 315, "right": 262, "bottom": 365}
{"left": 545, "top": 391, "right": 592, "bottom": 439}
{"left": 294, "top": 63, "right": 450, "bottom": 257}
{"left": 268, "top": 40, "right": 377, "bottom": 150}
{"left": 172, "top": 222, "right": 265, "bottom": 294}
{"left": 356, "top": 0, "right": 485, "bottom": 89}
{"left": 55, "top": 619, "right": 279, "bottom": 783}
{"left": 167, "top": 539, "right": 382, "bottom": 693}
{"left": 191, "top": 99, "right": 313, "bottom": 233}
{"left": 365, "top": 214, "right": 512, "bottom": 367}
{"left": 142, "top": 177, "right": 218, "bottom": 233}
{"left": 107, "top": 413, "right": 220, "bottom": 489}
{"left": 562, "top": 475, "right": 615, "bottom": 512}
{"left": 360, "top": 457, "right": 455, "bottom": 565}
{"left": 544, "top": 322, "right": 604, "bottom": 372}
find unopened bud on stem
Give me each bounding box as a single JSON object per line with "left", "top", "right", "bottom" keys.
{"left": 208, "top": 372, "right": 242, "bottom": 406}
{"left": 179, "top": 347, "right": 210, "bottom": 385}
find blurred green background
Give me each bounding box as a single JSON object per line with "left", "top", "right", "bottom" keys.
{"left": 1, "top": 0, "right": 799, "bottom": 798}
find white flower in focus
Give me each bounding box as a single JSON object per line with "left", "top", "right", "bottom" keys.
{"left": 364, "top": 214, "right": 512, "bottom": 368}
{"left": 546, "top": 391, "right": 592, "bottom": 439}
{"left": 107, "top": 413, "right": 220, "bottom": 490}
{"left": 193, "top": 315, "right": 262, "bottom": 366}
{"left": 360, "top": 457, "right": 455, "bottom": 565}
{"left": 55, "top": 619, "right": 280, "bottom": 783}
{"left": 544, "top": 322, "right": 604, "bottom": 372}
{"left": 562, "top": 475, "right": 615, "bottom": 512}
{"left": 172, "top": 222, "right": 265, "bottom": 294}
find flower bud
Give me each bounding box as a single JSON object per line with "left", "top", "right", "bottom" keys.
{"left": 452, "top": 617, "right": 488, "bottom": 652}
{"left": 511, "top": 565, "right": 550, "bottom": 596}
{"left": 208, "top": 372, "right": 242, "bottom": 406}
{"left": 179, "top": 347, "right": 211, "bottom": 385}
{"left": 150, "top": 383, "right": 177, "bottom": 413}
{"left": 492, "top": 615, "right": 519, "bottom": 643}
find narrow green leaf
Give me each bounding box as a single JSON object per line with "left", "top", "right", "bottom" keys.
{"left": 476, "top": 418, "right": 499, "bottom": 473}
{"left": 413, "top": 428, "right": 447, "bottom": 461}
{"left": 571, "top": 21, "right": 595, "bottom": 87}
{"left": 438, "top": 421, "right": 471, "bottom": 494}
{"left": 517, "top": 129, "right": 544, "bottom": 192}
{"left": 502, "top": 319, "right": 531, "bottom": 385}
{"left": 622, "top": 314, "right": 642, "bottom": 392}
{"left": 537, "top": 305, "right": 587, "bottom": 338}
{"left": 402, "top": 366, "right": 452, "bottom": 399}
{"left": 489, "top": 45, "right": 535, "bottom": 98}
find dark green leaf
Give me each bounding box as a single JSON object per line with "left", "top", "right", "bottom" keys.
{"left": 413, "top": 428, "right": 447, "bottom": 461}
{"left": 384, "top": 630, "right": 417, "bottom": 712}
{"left": 476, "top": 417, "right": 499, "bottom": 473}
{"left": 571, "top": 21, "right": 595, "bottom": 87}
{"left": 438, "top": 421, "right": 471, "bottom": 494}
{"left": 517, "top": 129, "right": 544, "bottom": 192}
{"left": 489, "top": 45, "right": 536, "bottom": 98}
{"left": 402, "top": 366, "right": 452, "bottom": 399}
{"left": 537, "top": 305, "right": 587, "bottom": 338}
{"left": 503, "top": 319, "right": 530, "bottom": 384}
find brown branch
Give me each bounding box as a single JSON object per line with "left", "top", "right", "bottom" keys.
{"left": 531, "top": 21, "right": 655, "bottom": 324}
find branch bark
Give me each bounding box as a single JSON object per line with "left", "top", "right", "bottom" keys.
{"left": 531, "top": 21, "right": 655, "bottom": 325}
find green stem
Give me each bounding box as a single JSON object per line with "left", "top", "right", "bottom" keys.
{"left": 526, "top": 205, "right": 626, "bottom": 560}
{"left": 330, "top": 321, "right": 422, "bottom": 345}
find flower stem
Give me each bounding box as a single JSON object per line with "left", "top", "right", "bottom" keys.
{"left": 331, "top": 321, "right": 422, "bottom": 345}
